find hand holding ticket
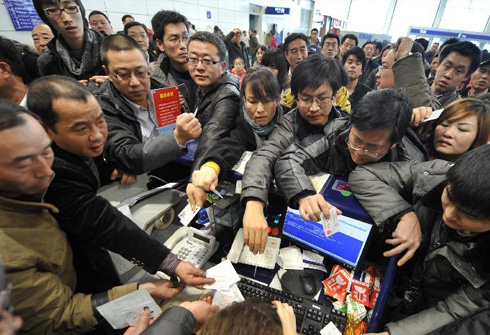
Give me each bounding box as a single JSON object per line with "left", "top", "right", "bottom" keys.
{"left": 321, "top": 208, "right": 340, "bottom": 237}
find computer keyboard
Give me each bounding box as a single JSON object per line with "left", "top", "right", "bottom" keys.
{"left": 237, "top": 278, "right": 347, "bottom": 335}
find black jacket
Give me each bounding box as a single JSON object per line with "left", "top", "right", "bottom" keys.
{"left": 191, "top": 72, "right": 241, "bottom": 171}
{"left": 202, "top": 105, "right": 283, "bottom": 177}
{"left": 349, "top": 81, "right": 372, "bottom": 110}
{"left": 94, "top": 80, "right": 185, "bottom": 174}
{"left": 45, "top": 145, "right": 172, "bottom": 292}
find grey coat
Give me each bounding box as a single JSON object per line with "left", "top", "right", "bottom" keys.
{"left": 348, "top": 160, "right": 490, "bottom": 335}
{"left": 240, "top": 107, "right": 345, "bottom": 206}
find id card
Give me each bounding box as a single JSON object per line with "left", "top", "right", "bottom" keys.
{"left": 321, "top": 208, "right": 339, "bottom": 237}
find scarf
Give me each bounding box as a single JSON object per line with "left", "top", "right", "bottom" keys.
{"left": 242, "top": 103, "right": 283, "bottom": 148}
{"left": 56, "top": 29, "right": 101, "bottom": 77}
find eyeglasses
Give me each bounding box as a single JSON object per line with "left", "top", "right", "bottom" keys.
{"left": 111, "top": 70, "right": 150, "bottom": 82}
{"left": 324, "top": 42, "right": 338, "bottom": 49}
{"left": 345, "top": 138, "right": 388, "bottom": 159}
{"left": 188, "top": 57, "right": 222, "bottom": 67}
{"left": 165, "top": 36, "right": 189, "bottom": 46}
{"left": 298, "top": 95, "right": 333, "bottom": 108}
{"left": 43, "top": 5, "right": 79, "bottom": 17}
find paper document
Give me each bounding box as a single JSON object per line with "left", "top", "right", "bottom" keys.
{"left": 320, "top": 322, "right": 343, "bottom": 335}
{"left": 204, "top": 259, "right": 241, "bottom": 291}
{"left": 212, "top": 283, "right": 245, "bottom": 308}
{"left": 422, "top": 108, "right": 444, "bottom": 123}
{"left": 96, "top": 290, "right": 161, "bottom": 329}
{"left": 232, "top": 151, "right": 253, "bottom": 175}
{"left": 178, "top": 203, "right": 201, "bottom": 226}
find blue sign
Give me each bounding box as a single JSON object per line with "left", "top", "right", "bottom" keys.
{"left": 5, "top": 0, "right": 43, "bottom": 31}
{"left": 265, "top": 7, "right": 290, "bottom": 15}
{"left": 206, "top": 11, "right": 211, "bottom": 19}
{"left": 359, "top": 33, "right": 373, "bottom": 40}
{"left": 409, "top": 27, "right": 490, "bottom": 42}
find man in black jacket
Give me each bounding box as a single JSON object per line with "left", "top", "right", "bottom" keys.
{"left": 94, "top": 34, "right": 201, "bottom": 175}
{"left": 27, "top": 75, "right": 214, "bottom": 293}
{"left": 224, "top": 28, "right": 249, "bottom": 70}
{"left": 185, "top": 32, "right": 241, "bottom": 202}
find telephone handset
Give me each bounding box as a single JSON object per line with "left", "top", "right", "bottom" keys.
{"left": 228, "top": 228, "right": 281, "bottom": 270}
{"left": 164, "top": 226, "right": 219, "bottom": 269}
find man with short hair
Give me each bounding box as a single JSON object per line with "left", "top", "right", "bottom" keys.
{"left": 392, "top": 37, "right": 481, "bottom": 109}
{"left": 224, "top": 28, "right": 249, "bottom": 70}
{"left": 0, "top": 99, "right": 205, "bottom": 334}
{"left": 88, "top": 10, "right": 113, "bottom": 35}
{"left": 122, "top": 14, "right": 134, "bottom": 26}
{"left": 309, "top": 28, "right": 320, "bottom": 46}
{"left": 360, "top": 41, "right": 378, "bottom": 85}
{"left": 185, "top": 31, "right": 241, "bottom": 205}
{"left": 151, "top": 10, "right": 197, "bottom": 113}
{"left": 241, "top": 55, "right": 348, "bottom": 254}
{"left": 27, "top": 75, "right": 214, "bottom": 294}
{"left": 425, "top": 41, "right": 439, "bottom": 64}
{"left": 94, "top": 34, "right": 201, "bottom": 175}
{"left": 282, "top": 33, "right": 308, "bottom": 108}
{"left": 248, "top": 29, "right": 259, "bottom": 65}
{"left": 0, "top": 37, "right": 28, "bottom": 107}
{"left": 339, "top": 33, "right": 358, "bottom": 58}
{"left": 275, "top": 89, "right": 425, "bottom": 265}
{"left": 342, "top": 46, "right": 372, "bottom": 109}
{"left": 460, "top": 53, "right": 490, "bottom": 97}
{"left": 125, "top": 21, "right": 156, "bottom": 63}
{"left": 321, "top": 33, "right": 340, "bottom": 59}
{"left": 31, "top": 23, "right": 54, "bottom": 54}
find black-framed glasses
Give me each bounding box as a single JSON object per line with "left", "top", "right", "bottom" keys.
{"left": 165, "top": 35, "right": 189, "bottom": 46}
{"left": 298, "top": 95, "right": 333, "bottom": 108}
{"left": 345, "top": 137, "right": 388, "bottom": 159}
{"left": 111, "top": 70, "right": 150, "bottom": 82}
{"left": 43, "top": 5, "right": 79, "bottom": 17}
{"left": 188, "top": 57, "right": 221, "bottom": 67}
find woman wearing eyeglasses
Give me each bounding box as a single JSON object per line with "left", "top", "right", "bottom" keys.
{"left": 33, "top": 0, "right": 107, "bottom": 85}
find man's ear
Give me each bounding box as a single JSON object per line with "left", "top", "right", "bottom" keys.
{"left": 156, "top": 39, "right": 165, "bottom": 53}
{"left": 0, "top": 62, "right": 12, "bottom": 79}
{"left": 45, "top": 126, "right": 56, "bottom": 140}
{"left": 220, "top": 61, "right": 226, "bottom": 73}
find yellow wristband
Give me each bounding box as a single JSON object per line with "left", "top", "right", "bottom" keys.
{"left": 201, "top": 161, "right": 221, "bottom": 176}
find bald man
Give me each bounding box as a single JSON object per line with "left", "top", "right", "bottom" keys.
{"left": 31, "top": 23, "right": 54, "bottom": 54}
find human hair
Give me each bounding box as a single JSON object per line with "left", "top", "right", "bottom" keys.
{"left": 241, "top": 67, "right": 280, "bottom": 103}
{"left": 373, "top": 41, "right": 383, "bottom": 53}
{"left": 233, "top": 57, "right": 244, "bottom": 66}
{"left": 0, "top": 99, "right": 30, "bottom": 132}
{"left": 100, "top": 34, "right": 146, "bottom": 67}
{"left": 122, "top": 14, "right": 134, "bottom": 23}
{"left": 439, "top": 38, "right": 459, "bottom": 53}
{"left": 261, "top": 49, "right": 289, "bottom": 91}
{"left": 447, "top": 144, "right": 490, "bottom": 221}
{"left": 256, "top": 45, "right": 267, "bottom": 55}
{"left": 290, "top": 54, "right": 348, "bottom": 99}
{"left": 26, "top": 75, "right": 91, "bottom": 132}
{"left": 200, "top": 299, "right": 282, "bottom": 335}
{"left": 414, "top": 38, "right": 428, "bottom": 51}
{"left": 33, "top": 0, "right": 87, "bottom": 32}
{"left": 188, "top": 31, "right": 227, "bottom": 61}
{"left": 284, "top": 33, "right": 308, "bottom": 53}
{"left": 0, "top": 36, "right": 29, "bottom": 81}
{"left": 420, "top": 98, "right": 490, "bottom": 159}
{"left": 381, "top": 44, "right": 393, "bottom": 59}
{"left": 311, "top": 28, "right": 318, "bottom": 33}
{"left": 439, "top": 41, "right": 481, "bottom": 77}
{"left": 88, "top": 10, "right": 110, "bottom": 23}
{"left": 361, "top": 41, "right": 373, "bottom": 49}
{"left": 321, "top": 33, "right": 340, "bottom": 49}
{"left": 350, "top": 89, "right": 412, "bottom": 144}
{"left": 151, "top": 10, "right": 188, "bottom": 42}
{"left": 124, "top": 21, "right": 148, "bottom": 36}
{"left": 341, "top": 34, "right": 358, "bottom": 46}
{"left": 342, "top": 46, "right": 366, "bottom": 70}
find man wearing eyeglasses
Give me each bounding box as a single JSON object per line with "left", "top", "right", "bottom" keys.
{"left": 95, "top": 34, "right": 201, "bottom": 175}
{"left": 151, "top": 10, "right": 198, "bottom": 114}
{"left": 33, "top": 0, "right": 107, "bottom": 84}
{"left": 274, "top": 89, "right": 426, "bottom": 262}
{"left": 281, "top": 33, "right": 309, "bottom": 109}
{"left": 339, "top": 33, "right": 358, "bottom": 58}
{"left": 185, "top": 31, "right": 240, "bottom": 204}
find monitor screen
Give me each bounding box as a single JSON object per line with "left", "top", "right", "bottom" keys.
{"left": 282, "top": 208, "right": 372, "bottom": 269}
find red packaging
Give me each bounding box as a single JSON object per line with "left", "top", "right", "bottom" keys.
{"left": 323, "top": 265, "right": 351, "bottom": 302}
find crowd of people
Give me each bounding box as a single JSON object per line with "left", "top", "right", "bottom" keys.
{"left": 1, "top": 1, "right": 490, "bottom": 334}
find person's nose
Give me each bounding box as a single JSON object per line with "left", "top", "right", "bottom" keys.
{"left": 310, "top": 100, "right": 320, "bottom": 112}
{"left": 89, "top": 126, "right": 105, "bottom": 142}
{"left": 256, "top": 102, "right": 265, "bottom": 114}
{"left": 33, "top": 156, "right": 53, "bottom": 179}
{"left": 128, "top": 73, "right": 140, "bottom": 86}
{"left": 443, "top": 125, "right": 455, "bottom": 138}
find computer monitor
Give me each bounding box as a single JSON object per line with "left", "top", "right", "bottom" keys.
{"left": 282, "top": 208, "right": 372, "bottom": 270}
